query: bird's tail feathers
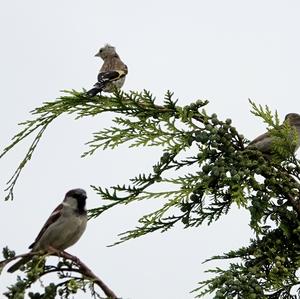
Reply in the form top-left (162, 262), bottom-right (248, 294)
top-left (86, 70), bottom-right (126, 97)
top-left (86, 84), bottom-right (104, 97)
top-left (7, 256), bottom-right (32, 273)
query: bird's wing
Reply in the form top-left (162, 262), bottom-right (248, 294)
top-left (89, 69), bottom-right (127, 93)
top-left (29, 204), bottom-right (63, 249)
top-left (97, 69), bottom-right (127, 84)
top-left (247, 131), bottom-right (273, 152)
top-left (87, 66), bottom-right (128, 96)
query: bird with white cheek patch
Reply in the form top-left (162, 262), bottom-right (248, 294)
top-left (8, 188), bottom-right (88, 273)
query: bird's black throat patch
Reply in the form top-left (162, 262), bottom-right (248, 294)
top-left (76, 197), bottom-right (86, 215)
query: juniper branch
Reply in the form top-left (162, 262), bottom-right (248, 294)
top-left (2, 89), bottom-right (300, 298)
top-left (1, 248), bottom-right (118, 299)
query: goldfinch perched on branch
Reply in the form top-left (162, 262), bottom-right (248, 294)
top-left (87, 44), bottom-right (128, 97)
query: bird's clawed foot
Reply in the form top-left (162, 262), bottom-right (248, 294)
top-left (48, 247), bottom-right (81, 265)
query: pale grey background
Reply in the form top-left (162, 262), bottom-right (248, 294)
top-left (0, 1), bottom-right (299, 298)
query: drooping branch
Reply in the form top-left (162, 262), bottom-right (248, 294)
top-left (0, 90), bottom-right (194, 200)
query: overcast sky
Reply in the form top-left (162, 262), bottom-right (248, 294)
top-left (1, 1), bottom-right (300, 298)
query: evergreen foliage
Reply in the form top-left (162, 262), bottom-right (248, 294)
top-left (1, 90), bottom-right (300, 298)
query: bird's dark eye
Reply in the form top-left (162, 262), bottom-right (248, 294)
top-left (99, 49), bottom-right (103, 53)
